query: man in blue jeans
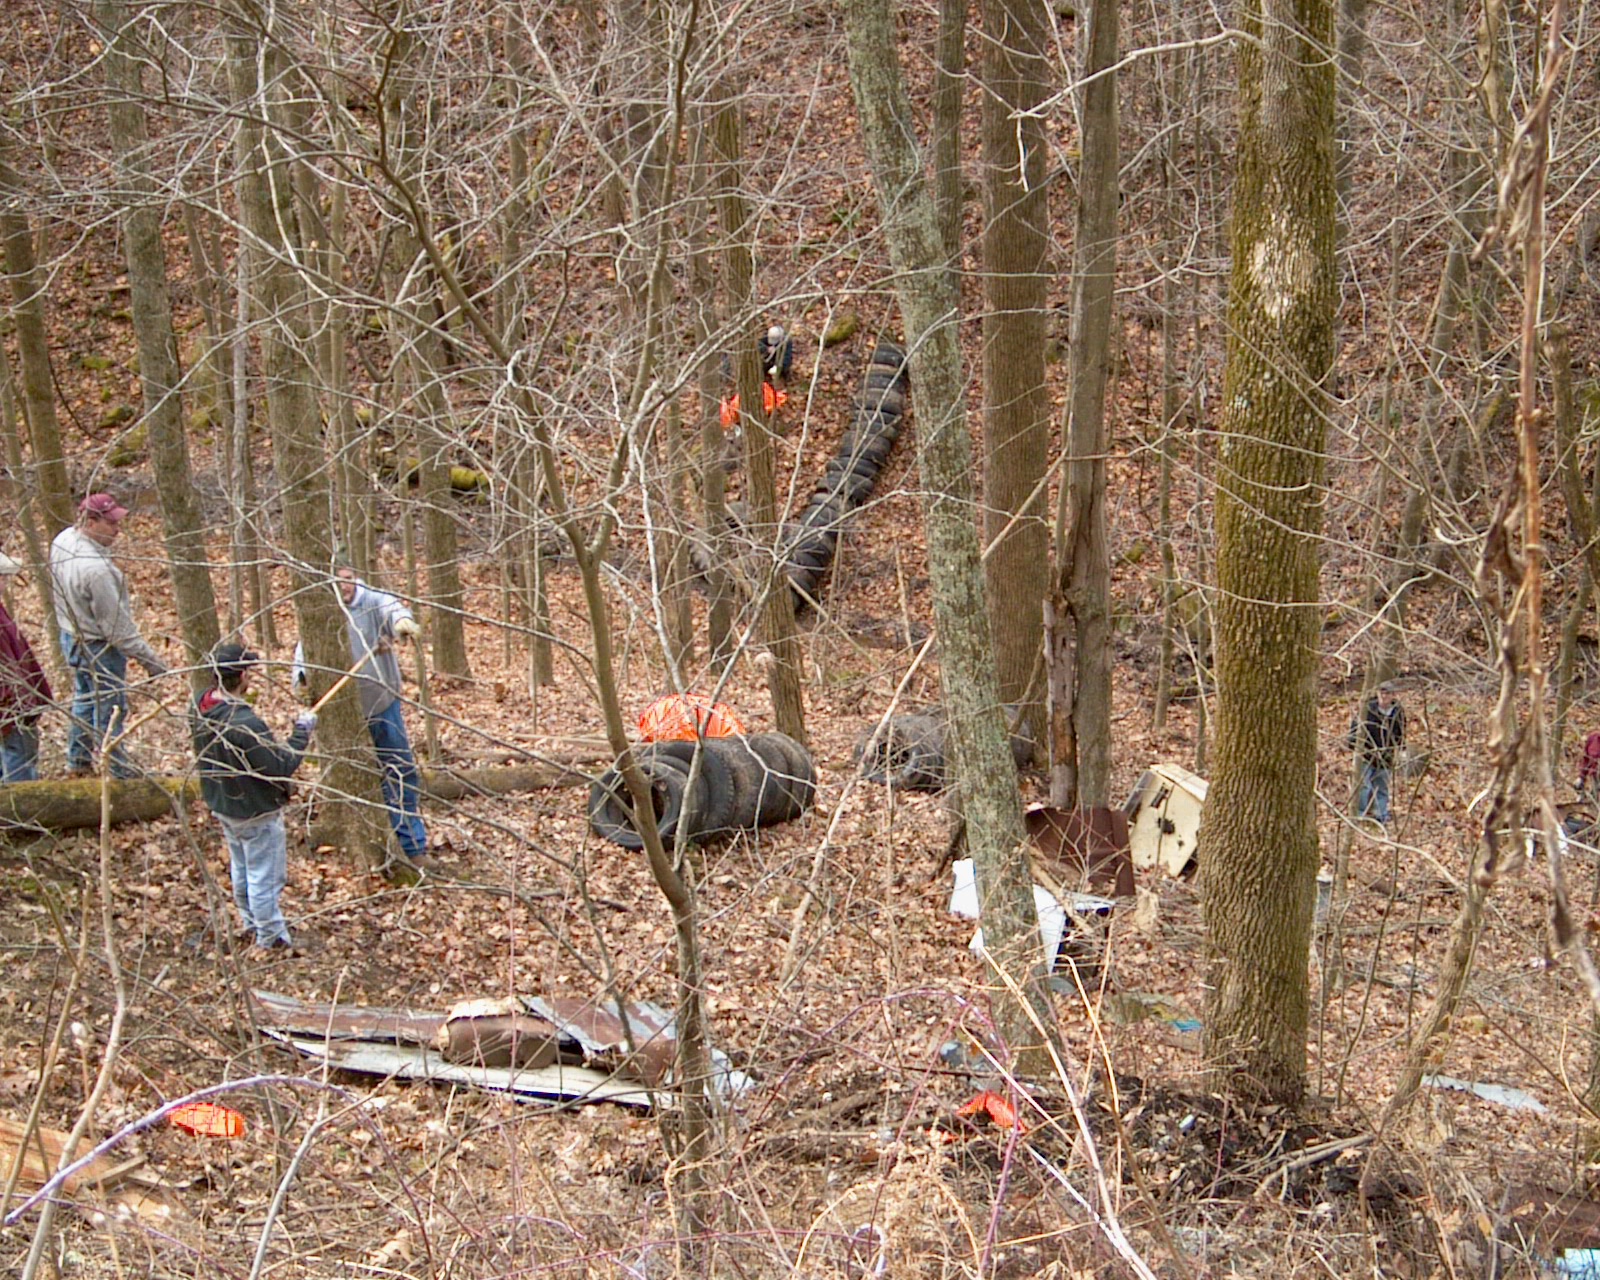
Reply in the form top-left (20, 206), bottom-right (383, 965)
top-left (49, 493), bottom-right (168, 777)
top-left (295, 566), bottom-right (429, 866)
top-left (1347, 681), bottom-right (1406, 826)
top-left (193, 643), bottom-right (317, 951)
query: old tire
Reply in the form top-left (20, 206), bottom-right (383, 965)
top-left (641, 742), bottom-right (736, 838)
top-left (746, 733), bottom-right (816, 826)
top-left (587, 754), bottom-right (693, 849)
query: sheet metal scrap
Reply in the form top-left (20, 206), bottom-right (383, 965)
top-left (249, 990), bottom-right (749, 1109)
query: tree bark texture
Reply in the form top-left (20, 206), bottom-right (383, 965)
top-left (0, 145), bottom-right (74, 537)
top-left (981, 0), bottom-right (1052, 751)
top-left (98, 0), bottom-right (221, 693)
top-left (1200, 0), bottom-right (1336, 1105)
top-left (845, 0), bottom-right (1059, 1072)
top-left (1055, 0), bottom-right (1117, 807)
top-left (380, 12), bottom-right (471, 679)
top-left (226, 15), bottom-right (390, 866)
top-left (711, 88), bottom-right (807, 745)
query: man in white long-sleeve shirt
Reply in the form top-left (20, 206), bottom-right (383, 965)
top-left (294, 564), bottom-right (427, 863)
top-left (50, 493), bottom-right (168, 777)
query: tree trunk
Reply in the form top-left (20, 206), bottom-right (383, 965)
top-left (981, 0), bottom-right (1052, 757)
top-left (98, 0), bottom-right (221, 692)
top-left (845, 0), bottom-right (1060, 1073)
top-left (379, 13), bottom-right (471, 680)
top-left (225, 12), bottom-right (389, 866)
top-left (1052, 0), bottom-right (1117, 808)
top-left (710, 86), bottom-right (807, 745)
top-left (0, 144), bottom-right (73, 537)
top-left (0, 761), bottom-right (592, 832)
top-left (932, 0), bottom-right (966, 266)
top-left (1200, 0), bottom-right (1336, 1106)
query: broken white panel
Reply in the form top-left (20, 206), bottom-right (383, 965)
top-left (1422, 1073), bottom-right (1547, 1114)
top-left (263, 1030), bottom-right (657, 1108)
top-left (1123, 763), bottom-right (1208, 876)
top-left (949, 858), bottom-right (1114, 970)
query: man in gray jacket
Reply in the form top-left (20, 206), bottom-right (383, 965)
top-left (50, 493), bottom-right (168, 777)
top-left (295, 565), bottom-right (427, 863)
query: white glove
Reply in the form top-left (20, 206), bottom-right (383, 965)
top-left (294, 712), bottom-right (318, 735)
top-left (394, 618), bottom-right (421, 642)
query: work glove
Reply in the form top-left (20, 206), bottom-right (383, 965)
top-left (294, 712), bottom-right (318, 735)
top-left (394, 618), bottom-right (421, 642)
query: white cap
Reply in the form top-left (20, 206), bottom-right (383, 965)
top-left (0, 552), bottom-right (23, 576)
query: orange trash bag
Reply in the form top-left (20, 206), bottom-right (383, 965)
top-left (954, 1090), bottom-right (1021, 1131)
top-left (169, 1102), bottom-right (247, 1138)
top-left (637, 694), bottom-right (746, 743)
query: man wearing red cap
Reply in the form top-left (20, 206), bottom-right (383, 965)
top-left (49, 493), bottom-right (168, 777)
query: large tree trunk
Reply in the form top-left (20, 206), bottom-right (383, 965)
top-left (1052, 0), bottom-right (1117, 808)
top-left (225, 12), bottom-right (389, 866)
top-left (710, 86), bottom-right (807, 745)
top-left (380, 12), bottom-right (471, 680)
top-left (845, 0), bottom-right (1059, 1073)
top-left (1200, 0), bottom-right (1336, 1106)
top-left (98, 0), bottom-right (221, 692)
top-left (0, 143), bottom-right (73, 538)
top-left (980, 0), bottom-right (1052, 755)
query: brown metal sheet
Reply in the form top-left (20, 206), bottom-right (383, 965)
top-left (1024, 805), bottom-right (1135, 898)
top-left (525, 997), bottom-right (678, 1085)
top-left (250, 989), bottom-right (447, 1045)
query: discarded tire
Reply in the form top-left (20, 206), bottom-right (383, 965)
top-left (854, 708), bottom-right (1036, 792)
top-left (782, 339), bottom-right (910, 608)
top-left (587, 733), bottom-right (817, 847)
top-left (693, 341), bottom-right (910, 609)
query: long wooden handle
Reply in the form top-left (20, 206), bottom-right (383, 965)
top-left (310, 653), bottom-right (372, 714)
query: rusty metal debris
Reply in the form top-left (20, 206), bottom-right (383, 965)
top-left (249, 990), bottom-right (751, 1109)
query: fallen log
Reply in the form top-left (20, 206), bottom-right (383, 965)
top-left (0, 763), bottom-right (588, 832)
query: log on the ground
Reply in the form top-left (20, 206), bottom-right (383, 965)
top-left (0, 763), bottom-right (587, 832)
top-left (0, 776), bottom-right (199, 831)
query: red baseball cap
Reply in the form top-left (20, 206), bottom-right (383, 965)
top-left (80, 493), bottom-right (128, 523)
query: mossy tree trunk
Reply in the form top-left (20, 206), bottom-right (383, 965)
top-left (97, 0), bottom-right (221, 693)
top-left (845, 0), bottom-right (1060, 1073)
top-left (225, 10), bottom-right (389, 866)
top-left (1200, 0), bottom-right (1336, 1106)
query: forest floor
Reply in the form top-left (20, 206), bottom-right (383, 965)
top-left (2, 447), bottom-right (1598, 1280)
top-left (4, 2), bottom-right (1600, 1277)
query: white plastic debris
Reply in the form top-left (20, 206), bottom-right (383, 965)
top-left (949, 858), bottom-right (1114, 970)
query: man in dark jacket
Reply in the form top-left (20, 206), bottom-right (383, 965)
top-left (193, 643), bottom-right (316, 951)
top-left (0, 552), bottom-right (51, 781)
top-left (1347, 681), bottom-right (1405, 825)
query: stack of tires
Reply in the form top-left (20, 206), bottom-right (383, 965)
top-left (854, 708), bottom-right (1036, 792)
top-left (782, 339), bottom-right (910, 606)
top-left (588, 733), bottom-right (817, 848)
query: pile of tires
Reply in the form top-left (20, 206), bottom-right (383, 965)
top-left (782, 339), bottom-right (910, 606)
top-left (588, 733), bottom-right (817, 848)
top-left (853, 708), bottom-right (1036, 792)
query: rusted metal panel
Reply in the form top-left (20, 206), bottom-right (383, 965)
top-left (524, 997), bottom-right (678, 1085)
top-left (1024, 804), bottom-right (1135, 897)
top-left (249, 990), bottom-right (446, 1045)
top-left (437, 999), bottom-right (560, 1069)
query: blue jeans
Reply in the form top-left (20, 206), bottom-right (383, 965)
top-left (1358, 762), bottom-right (1392, 824)
top-left (61, 632), bottom-right (132, 777)
top-left (1, 723), bottom-right (39, 782)
top-left (368, 699), bottom-right (426, 859)
top-left (218, 809), bottom-right (290, 946)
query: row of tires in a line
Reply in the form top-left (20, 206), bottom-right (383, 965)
top-left (587, 732), bottom-right (816, 848)
top-left (782, 339), bottom-right (909, 605)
